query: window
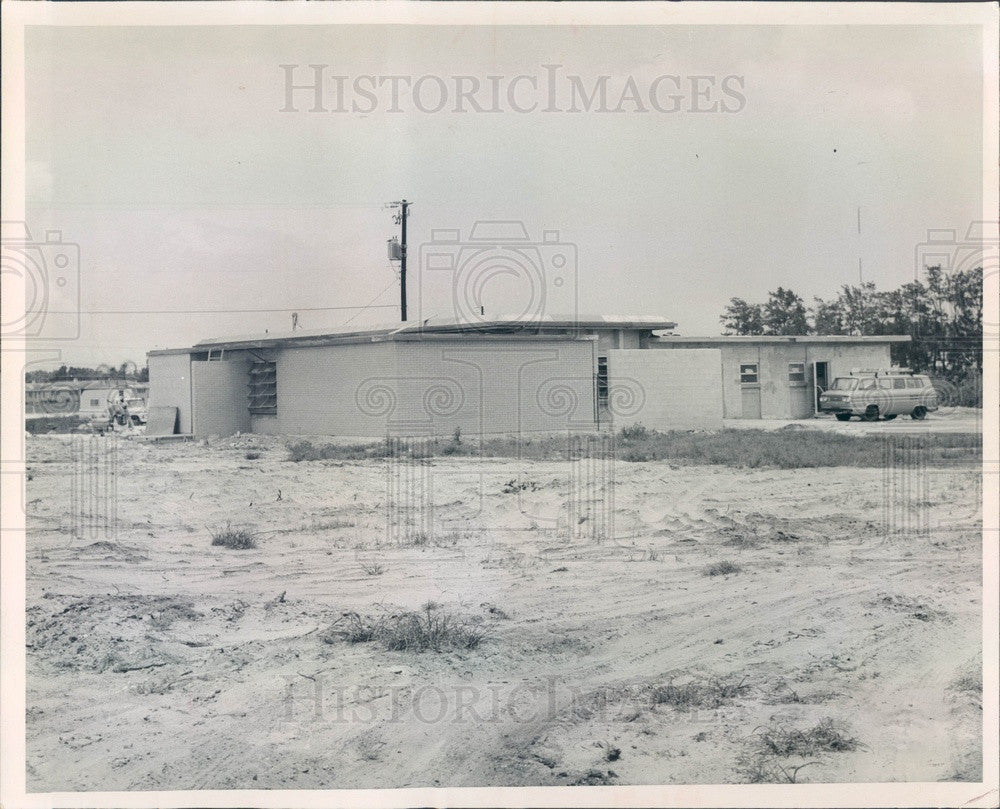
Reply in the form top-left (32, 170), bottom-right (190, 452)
top-left (248, 361), bottom-right (277, 415)
top-left (877, 377), bottom-right (892, 390)
top-left (739, 363), bottom-right (758, 384)
top-left (596, 356), bottom-right (609, 403)
top-left (90, 398), bottom-right (100, 406)
top-left (892, 378), bottom-right (907, 389)
top-left (858, 378), bottom-right (876, 390)
top-left (905, 378), bottom-right (923, 389)
top-left (788, 362), bottom-right (805, 383)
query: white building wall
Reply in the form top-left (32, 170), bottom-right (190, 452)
top-left (147, 353), bottom-right (193, 434)
top-left (607, 348), bottom-right (724, 431)
top-left (393, 339), bottom-right (597, 435)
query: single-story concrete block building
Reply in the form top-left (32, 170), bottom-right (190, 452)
top-left (648, 335), bottom-right (910, 420)
top-left (146, 317), bottom-right (909, 437)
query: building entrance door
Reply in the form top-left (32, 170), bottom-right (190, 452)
top-left (813, 361), bottom-right (829, 412)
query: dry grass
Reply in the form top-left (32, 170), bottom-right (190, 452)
top-left (359, 559), bottom-right (385, 577)
top-left (704, 560), bottom-right (742, 577)
top-left (210, 523), bottom-right (258, 550)
top-left (322, 603), bottom-right (487, 652)
top-left (651, 675), bottom-right (750, 710)
top-left (756, 718), bottom-right (861, 757)
top-left (738, 718), bottom-right (861, 783)
top-left (286, 428), bottom-right (980, 468)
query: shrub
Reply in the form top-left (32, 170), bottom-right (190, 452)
top-left (244, 451), bottom-right (261, 460)
top-left (651, 675), bottom-right (750, 710)
top-left (322, 604), bottom-right (486, 652)
top-left (704, 560), bottom-right (742, 577)
top-left (287, 440), bottom-right (388, 462)
top-left (210, 523), bottom-right (258, 550)
top-left (757, 718), bottom-right (860, 756)
top-left (25, 416), bottom-right (87, 434)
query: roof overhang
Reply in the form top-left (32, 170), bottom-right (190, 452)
top-left (651, 334), bottom-right (912, 344)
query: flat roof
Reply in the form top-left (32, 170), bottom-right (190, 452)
top-left (149, 315), bottom-right (678, 355)
top-left (652, 334), bottom-right (911, 344)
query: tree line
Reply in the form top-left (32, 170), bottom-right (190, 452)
top-left (25, 363), bottom-right (149, 384)
top-left (720, 265), bottom-right (983, 381)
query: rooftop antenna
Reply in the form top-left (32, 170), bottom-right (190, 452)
top-left (385, 199), bottom-right (411, 321)
top-left (857, 206), bottom-right (863, 284)
top-left (291, 312), bottom-right (299, 331)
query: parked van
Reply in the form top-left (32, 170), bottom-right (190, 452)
top-left (818, 369), bottom-right (939, 422)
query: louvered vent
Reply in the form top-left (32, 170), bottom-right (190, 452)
top-left (248, 361), bottom-right (277, 415)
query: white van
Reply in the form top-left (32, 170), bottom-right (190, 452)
top-left (818, 369), bottom-right (939, 422)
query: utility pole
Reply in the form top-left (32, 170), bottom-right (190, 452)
top-left (387, 199), bottom-right (411, 321)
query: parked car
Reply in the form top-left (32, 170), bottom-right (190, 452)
top-left (818, 369), bottom-right (939, 422)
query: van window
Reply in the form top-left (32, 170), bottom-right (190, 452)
top-left (877, 378), bottom-right (892, 390)
top-left (858, 378), bottom-right (876, 390)
top-left (892, 378), bottom-right (907, 389)
top-left (739, 364), bottom-right (758, 384)
top-left (830, 378), bottom-right (858, 391)
top-left (906, 378), bottom-right (923, 388)
top-left (788, 362), bottom-right (805, 382)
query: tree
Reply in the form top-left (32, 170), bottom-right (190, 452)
top-left (762, 287), bottom-right (808, 335)
top-left (717, 263), bottom-right (983, 381)
top-left (811, 297), bottom-right (845, 335)
top-left (720, 298), bottom-right (764, 335)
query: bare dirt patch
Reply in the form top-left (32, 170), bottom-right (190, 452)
top-left (23, 433), bottom-right (982, 789)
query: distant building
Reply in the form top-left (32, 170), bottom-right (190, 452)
top-left (146, 316), bottom-right (909, 437)
top-left (25, 380), bottom-right (148, 419)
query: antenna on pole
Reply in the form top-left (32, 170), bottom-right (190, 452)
top-left (386, 199), bottom-right (411, 321)
top-left (857, 206), bottom-right (863, 284)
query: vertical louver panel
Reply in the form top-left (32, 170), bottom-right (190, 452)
top-left (248, 361), bottom-right (277, 415)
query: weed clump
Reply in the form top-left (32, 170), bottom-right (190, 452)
top-left (758, 718), bottom-right (860, 757)
top-left (651, 675), bottom-right (750, 710)
top-left (704, 560), bottom-right (742, 577)
top-left (210, 523), bottom-right (258, 550)
top-left (322, 603), bottom-right (486, 652)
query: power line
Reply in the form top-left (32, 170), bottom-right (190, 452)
top-left (33, 304), bottom-right (399, 315)
top-left (342, 276), bottom-right (399, 326)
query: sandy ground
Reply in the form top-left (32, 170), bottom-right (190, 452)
top-left (726, 407), bottom-right (983, 435)
top-left (23, 432), bottom-right (982, 790)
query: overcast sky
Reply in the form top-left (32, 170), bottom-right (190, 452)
top-left (23, 23), bottom-right (983, 367)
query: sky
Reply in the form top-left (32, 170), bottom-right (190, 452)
top-left (20, 22), bottom-right (984, 367)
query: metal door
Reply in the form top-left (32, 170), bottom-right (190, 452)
top-left (741, 386), bottom-right (762, 419)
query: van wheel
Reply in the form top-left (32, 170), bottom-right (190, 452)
top-left (863, 406), bottom-right (880, 422)
top-left (835, 414), bottom-right (852, 422)
top-left (883, 414), bottom-right (897, 421)
top-left (911, 406), bottom-right (927, 420)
